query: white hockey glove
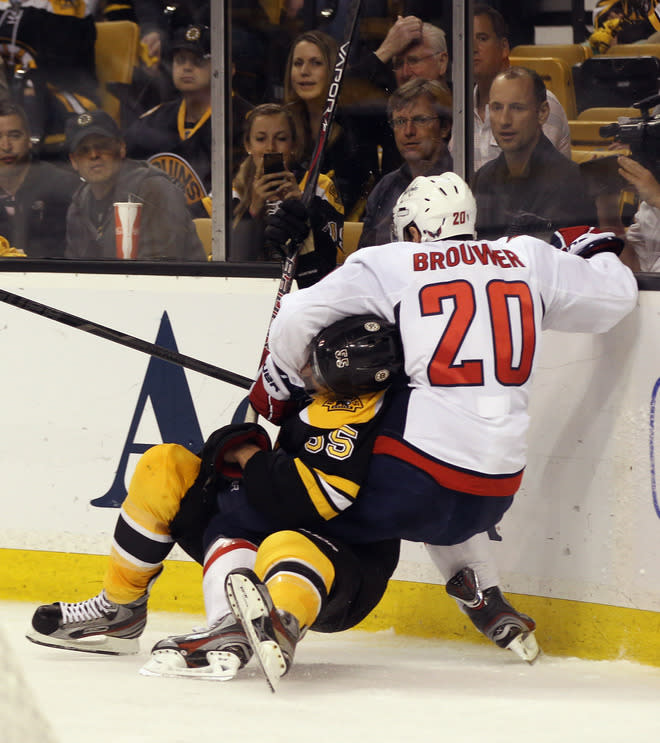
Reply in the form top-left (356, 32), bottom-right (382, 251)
top-left (550, 225), bottom-right (624, 259)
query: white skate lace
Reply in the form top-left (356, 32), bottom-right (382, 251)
top-left (60, 592), bottom-right (116, 624)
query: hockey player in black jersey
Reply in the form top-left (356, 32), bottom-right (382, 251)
top-left (27, 315), bottom-right (404, 681)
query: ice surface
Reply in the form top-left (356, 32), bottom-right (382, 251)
top-left (3, 600), bottom-right (660, 743)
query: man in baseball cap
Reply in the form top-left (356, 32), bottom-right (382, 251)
top-left (65, 110), bottom-right (122, 154)
top-left (122, 23), bottom-right (222, 217)
top-left (170, 24), bottom-right (211, 59)
top-left (64, 109), bottom-right (206, 261)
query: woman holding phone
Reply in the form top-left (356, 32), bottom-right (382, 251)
top-left (230, 103), bottom-right (344, 287)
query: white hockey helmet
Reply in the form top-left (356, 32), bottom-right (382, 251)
top-left (391, 173), bottom-right (477, 242)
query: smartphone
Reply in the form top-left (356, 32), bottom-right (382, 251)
top-left (263, 152), bottom-right (285, 175)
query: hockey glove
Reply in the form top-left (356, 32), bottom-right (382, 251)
top-left (264, 197), bottom-right (310, 261)
top-left (200, 422), bottom-right (272, 481)
top-left (550, 225), bottom-right (624, 258)
top-left (249, 353), bottom-right (300, 424)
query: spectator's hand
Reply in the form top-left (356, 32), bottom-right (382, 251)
top-left (141, 31), bottom-right (162, 60)
top-left (264, 197), bottom-right (310, 260)
top-left (617, 155), bottom-right (660, 209)
top-left (375, 15), bottom-right (423, 63)
top-left (250, 165), bottom-right (298, 218)
top-left (551, 225), bottom-right (624, 258)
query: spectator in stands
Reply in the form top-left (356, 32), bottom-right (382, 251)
top-left (358, 78), bottom-right (452, 248)
top-left (0, 101), bottom-right (80, 258)
top-left (468, 4), bottom-right (570, 173)
top-left (284, 29), bottom-right (373, 218)
top-left (101, 1), bottom-right (211, 117)
top-left (618, 154), bottom-right (660, 271)
top-left (231, 103), bottom-right (343, 288)
top-left (472, 67), bottom-right (596, 241)
top-left (589, 1), bottom-right (660, 51)
top-left (0, 0), bottom-right (100, 157)
top-left (103, 0), bottom-right (210, 69)
top-left (346, 16), bottom-right (450, 179)
top-left (123, 23), bottom-right (216, 217)
top-left (64, 110), bottom-right (206, 261)
top-left (350, 15), bottom-right (448, 97)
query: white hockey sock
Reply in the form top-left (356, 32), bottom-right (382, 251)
top-left (425, 531), bottom-right (500, 590)
top-left (203, 537), bottom-right (258, 625)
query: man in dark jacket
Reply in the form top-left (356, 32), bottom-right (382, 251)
top-left (472, 67), bottom-right (597, 241)
top-left (0, 101), bottom-right (80, 258)
top-left (358, 78), bottom-right (453, 248)
top-left (64, 110), bottom-right (206, 261)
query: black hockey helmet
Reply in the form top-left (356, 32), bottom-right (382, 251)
top-left (310, 315), bottom-right (404, 397)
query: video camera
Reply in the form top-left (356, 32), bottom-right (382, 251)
top-left (600, 93), bottom-right (660, 178)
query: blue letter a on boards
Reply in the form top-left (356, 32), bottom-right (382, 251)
top-left (91, 311), bottom-right (204, 508)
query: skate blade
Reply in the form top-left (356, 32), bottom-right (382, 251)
top-left (226, 572), bottom-right (284, 692)
top-left (507, 631), bottom-right (540, 664)
top-left (26, 631), bottom-right (139, 656)
top-left (139, 648), bottom-right (241, 681)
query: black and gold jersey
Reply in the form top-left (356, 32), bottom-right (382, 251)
top-left (243, 390), bottom-right (388, 526)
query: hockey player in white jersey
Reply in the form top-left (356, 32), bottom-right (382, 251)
top-left (252, 173), bottom-right (638, 660)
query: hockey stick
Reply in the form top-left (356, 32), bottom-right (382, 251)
top-left (244, 0), bottom-right (363, 422)
top-left (0, 288), bottom-right (253, 390)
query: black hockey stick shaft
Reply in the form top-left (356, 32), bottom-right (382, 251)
top-left (265, 0), bottom-right (363, 334)
top-left (244, 0), bottom-right (362, 423)
top-left (0, 288), bottom-right (253, 390)
top-left (245, 2), bottom-right (362, 414)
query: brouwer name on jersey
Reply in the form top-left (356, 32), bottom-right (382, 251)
top-left (413, 244), bottom-right (526, 271)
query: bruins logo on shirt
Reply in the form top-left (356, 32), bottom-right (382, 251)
top-left (147, 152), bottom-right (207, 206)
top-left (322, 397), bottom-right (364, 413)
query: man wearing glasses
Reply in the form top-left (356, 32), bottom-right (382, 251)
top-left (346, 16), bottom-right (450, 180)
top-left (357, 78), bottom-right (453, 248)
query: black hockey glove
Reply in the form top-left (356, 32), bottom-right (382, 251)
top-left (551, 225), bottom-right (624, 258)
top-left (169, 424), bottom-right (270, 557)
top-left (199, 422), bottom-right (272, 482)
top-left (264, 197), bottom-right (310, 261)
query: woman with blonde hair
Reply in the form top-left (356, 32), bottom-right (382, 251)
top-left (231, 102), bottom-right (344, 288)
top-left (283, 30), bottom-right (375, 218)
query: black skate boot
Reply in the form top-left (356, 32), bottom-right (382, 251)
top-left (26, 568), bottom-right (161, 655)
top-left (447, 567), bottom-right (540, 663)
top-left (225, 568), bottom-right (302, 691)
top-left (140, 612), bottom-right (253, 681)
top-left (27, 591), bottom-right (148, 655)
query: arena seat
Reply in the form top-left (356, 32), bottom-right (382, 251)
top-left (508, 56), bottom-right (577, 119)
top-left (568, 120), bottom-right (618, 148)
top-left (577, 107), bottom-right (640, 121)
top-left (511, 43), bottom-right (591, 66)
top-left (193, 218), bottom-right (213, 260)
top-left (605, 43), bottom-right (660, 59)
top-left (95, 21), bottom-right (140, 124)
top-left (341, 221), bottom-right (364, 262)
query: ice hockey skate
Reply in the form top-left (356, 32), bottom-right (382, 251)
top-left (26, 568), bottom-right (162, 655)
top-left (26, 590), bottom-right (148, 655)
top-left (139, 613), bottom-right (253, 681)
top-left (225, 568), bottom-right (301, 692)
top-left (446, 567), bottom-right (540, 663)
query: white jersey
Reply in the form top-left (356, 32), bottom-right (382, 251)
top-left (269, 236), bottom-right (637, 492)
